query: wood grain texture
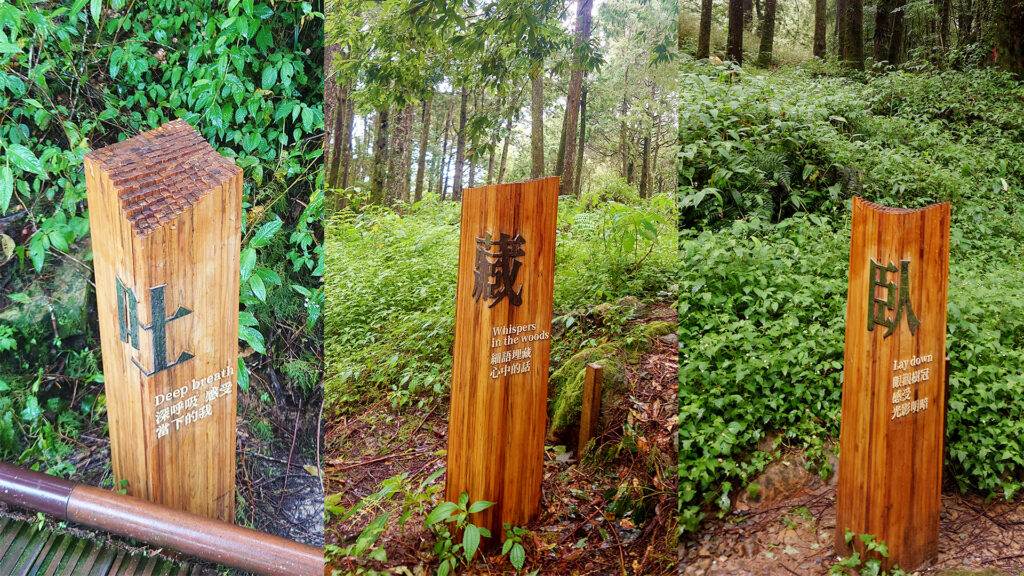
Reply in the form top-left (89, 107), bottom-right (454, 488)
top-left (445, 177), bottom-right (559, 545)
top-left (836, 196), bottom-right (950, 571)
top-left (577, 363), bottom-right (603, 456)
top-left (84, 120), bottom-right (241, 522)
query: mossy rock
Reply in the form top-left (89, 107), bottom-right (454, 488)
top-left (548, 344), bottom-right (627, 439)
top-left (621, 320), bottom-right (677, 360)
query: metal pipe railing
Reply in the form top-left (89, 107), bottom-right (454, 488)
top-left (0, 462), bottom-right (322, 576)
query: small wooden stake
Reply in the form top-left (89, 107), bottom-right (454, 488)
top-left (85, 120), bottom-right (242, 522)
top-left (445, 177), bottom-right (559, 544)
top-left (577, 363), bottom-right (603, 456)
top-left (836, 197), bottom-right (950, 571)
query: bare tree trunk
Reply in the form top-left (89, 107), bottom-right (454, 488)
top-left (486, 142), bottom-right (495, 185)
top-left (938, 0), bottom-right (951, 49)
top-left (414, 95), bottom-right (432, 202)
top-left (559, 0), bottom-right (593, 197)
top-left (875, 0), bottom-right (896, 64)
top-left (743, 0), bottom-right (754, 30)
top-left (812, 0), bottom-right (827, 58)
top-left (841, 0), bottom-right (865, 69)
top-left (996, 0), bottom-right (1024, 74)
top-left (573, 84), bottom-right (587, 198)
top-left (453, 88), bottom-right (468, 201)
top-left (727, 0), bottom-right (744, 64)
top-left (341, 93), bottom-right (354, 189)
top-left (438, 100), bottom-right (453, 200)
top-left (639, 135), bottom-right (650, 198)
top-left (888, 0), bottom-right (906, 66)
top-left (697, 0), bottom-right (713, 58)
top-left (837, 0), bottom-right (848, 51)
top-left (386, 104), bottom-right (413, 202)
top-left (530, 66), bottom-right (545, 179)
top-left (398, 105), bottom-right (415, 202)
top-left (370, 108), bottom-right (390, 205)
top-left (757, 0), bottom-right (777, 67)
top-left (498, 115), bottom-right (512, 185)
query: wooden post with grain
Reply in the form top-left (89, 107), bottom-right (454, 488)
top-left (577, 363), bottom-right (603, 456)
top-left (446, 177), bottom-right (559, 544)
top-left (85, 119), bottom-right (242, 522)
top-left (836, 197), bottom-right (950, 571)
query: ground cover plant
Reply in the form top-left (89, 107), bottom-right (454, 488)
top-left (0, 0), bottom-right (325, 563)
top-left (677, 55), bottom-right (1024, 556)
top-left (325, 186), bottom-right (679, 574)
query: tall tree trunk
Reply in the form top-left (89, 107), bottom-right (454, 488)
top-left (529, 66), bottom-right (545, 179)
top-left (386, 104), bottom-right (413, 202)
top-left (639, 135), bottom-right (650, 198)
top-left (619, 66), bottom-right (631, 181)
top-left (573, 84), bottom-right (588, 198)
top-left (559, 0), bottom-right (593, 197)
top-left (438, 100), bottom-right (453, 200)
top-left (874, 0), bottom-right (896, 64)
top-left (757, 0), bottom-right (777, 67)
top-left (398, 105), bottom-right (415, 202)
top-left (995, 0), bottom-right (1024, 74)
top-left (888, 0), bottom-right (906, 66)
top-left (369, 108), bottom-right (390, 205)
top-left (697, 0), bottom-right (713, 59)
top-left (814, 0), bottom-right (827, 58)
top-left (453, 88), bottom-right (468, 201)
top-left (842, 0), bottom-right (865, 69)
top-left (341, 92), bottom-right (355, 189)
top-left (727, 0), bottom-right (744, 64)
top-left (325, 41), bottom-right (346, 191)
top-left (555, 102), bottom-right (568, 175)
top-left (498, 116), bottom-right (512, 184)
top-left (414, 95), bottom-right (432, 202)
top-left (837, 0), bottom-right (848, 51)
top-left (743, 0), bottom-right (754, 30)
top-left (486, 142), bottom-right (495, 185)
top-left (938, 0), bottom-right (951, 49)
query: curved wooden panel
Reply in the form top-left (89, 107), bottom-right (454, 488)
top-left (445, 177), bottom-right (559, 547)
top-left (836, 196), bottom-right (951, 571)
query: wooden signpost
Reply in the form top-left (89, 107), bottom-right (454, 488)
top-left (836, 197), bottom-right (951, 571)
top-left (85, 119), bottom-right (242, 522)
top-left (445, 177), bottom-right (559, 544)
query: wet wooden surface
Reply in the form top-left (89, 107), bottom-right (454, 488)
top-left (0, 514), bottom-right (199, 575)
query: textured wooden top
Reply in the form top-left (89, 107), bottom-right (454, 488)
top-left (84, 119), bottom-right (240, 236)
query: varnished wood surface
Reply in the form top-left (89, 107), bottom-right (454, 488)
top-left (836, 197), bottom-right (950, 571)
top-left (445, 177), bottom-right (559, 546)
top-left (85, 120), bottom-right (242, 522)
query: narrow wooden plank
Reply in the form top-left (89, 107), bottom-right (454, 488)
top-left (40, 534), bottom-right (73, 576)
top-left (0, 517), bottom-right (27, 561)
top-left (577, 363), bottom-right (604, 456)
top-left (25, 531), bottom-right (58, 576)
top-left (72, 541), bottom-right (103, 575)
top-left (84, 119), bottom-right (242, 522)
top-left (445, 177), bottom-right (559, 546)
top-left (54, 536), bottom-right (88, 576)
top-left (8, 524), bottom-right (53, 576)
top-left (87, 547), bottom-right (118, 576)
top-left (105, 550), bottom-right (127, 575)
top-left (836, 197), bottom-right (950, 572)
top-left (115, 552), bottom-right (141, 576)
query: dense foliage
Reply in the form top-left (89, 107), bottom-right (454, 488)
top-left (0, 0), bottom-right (323, 472)
top-left (325, 185), bottom-right (676, 409)
top-left (677, 58), bottom-right (1024, 532)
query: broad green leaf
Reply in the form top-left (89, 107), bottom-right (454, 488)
top-left (7, 144), bottom-right (45, 176)
top-left (0, 166), bottom-right (12, 214)
top-left (250, 217), bottom-right (283, 248)
top-left (462, 524), bottom-right (480, 562)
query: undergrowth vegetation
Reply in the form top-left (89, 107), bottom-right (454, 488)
top-left (0, 0), bottom-right (323, 474)
top-left (678, 58), bottom-right (1024, 533)
top-left (325, 189), bottom-right (676, 410)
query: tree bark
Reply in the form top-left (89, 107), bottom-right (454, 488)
top-left (697, 0), bottom-right (713, 59)
top-left (996, 0), bottom-right (1024, 74)
top-left (453, 88), bottom-right (468, 201)
top-left (369, 108), bottom-right (390, 205)
top-left (529, 66), bottom-right (545, 179)
top-left (414, 95), bottom-right (432, 202)
top-left (743, 0), bottom-right (754, 30)
top-left (874, 0), bottom-right (896, 64)
top-left (727, 0), bottom-right (744, 64)
top-left (756, 0), bottom-right (777, 67)
top-left (398, 104), bottom-right (415, 202)
top-left (840, 0), bottom-right (865, 69)
top-left (559, 0), bottom-right (593, 197)
top-left (837, 0), bottom-right (848, 52)
top-left (888, 0), bottom-right (905, 66)
top-left (573, 84), bottom-right (587, 198)
top-left (814, 0), bottom-right (827, 58)
top-left (638, 134), bottom-right (650, 198)
top-left (938, 0), bottom-right (951, 49)
top-left (498, 116), bottom-right (512, 184)
top-left (386, 104), bottom-right (413, 202)
top-left (438, 100), bottom-right (452, 201)
top-left (341, 92), bottom-right (354, 189)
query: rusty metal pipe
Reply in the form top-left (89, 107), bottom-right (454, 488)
top-left (0, 462), bottom-right (322, 576)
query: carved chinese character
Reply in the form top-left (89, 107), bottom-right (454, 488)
top-left (472, 232), bottom-right (525, 308)
top-left (868, 259), bottom-right (920, 337)
top-left (117, 277), bottom-right (193, 375)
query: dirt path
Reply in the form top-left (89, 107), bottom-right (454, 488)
top-left (680, 474), bottom-right (1024, 575)
top-left (327, 308), bottom-right (679, 575)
